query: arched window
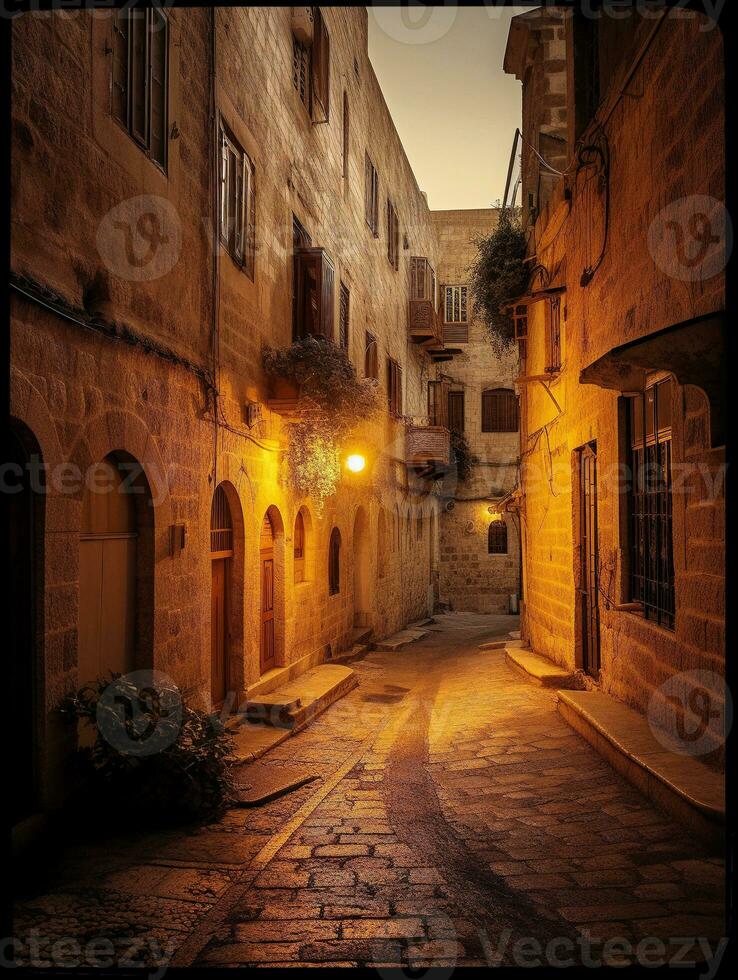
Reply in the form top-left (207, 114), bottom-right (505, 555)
top-left (482, 388), bottom-right (518, 432)
top-left (328, 527), bottom-right (341, 595)
top-left (294, 511), bottom-right (306, 583)
top-left (488, 520), bottom-right (508, 555)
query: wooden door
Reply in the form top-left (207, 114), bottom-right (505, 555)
top-left (579, 444), bottom-right (600, 676)
top-left (211, 558), bottom-right (227, 705)
top-left (260, 515), bottom-right (276, 674)
top-left (79, 458), bottom-right (137, 685)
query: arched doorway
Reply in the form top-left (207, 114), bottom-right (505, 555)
top-left (353, 507), bottom-right (370, 628)
top-left (9, 422), bottom-right (44, 825)
top-left (260, 511), bottom-right (277, 674)
top-left (210, 485), bottom-right (234, 706)
top-left (79, 453), bottom-right (152, 686)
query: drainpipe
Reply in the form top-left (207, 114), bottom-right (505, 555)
top-left (210, 8), bottom-right (221, 489)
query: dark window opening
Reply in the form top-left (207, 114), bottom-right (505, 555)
top-left (312, 7), bottom-right (330, 120)
top-left (482, 388), bottom-right (518, 433)
top-left (387, 198), bottom-right (399, 271)
top-left (448, 390), bottom-right (465, 434)
top-left (219, 122), bottom-right (255, 277)
top-left (387, 357), bottom-right (403, 417)
top-left (365, 153), bottom-right (379, 235)
top-left (294, 511), bottom-right (305, 583)
top-left (339, 281), bottom-right (350, 350)
top-left (328, 527), bottom-right (341, 595)
top-left (488, 521), bottom-right (508, 555)
top-left (628, 378), bottom-right (674, 630)
top-left (364, 330), bottom-right (378, 380)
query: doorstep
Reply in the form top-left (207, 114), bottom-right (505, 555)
top-left (372, 628), bottom-right (429, 651)
top-left (242, 663), bottom-right (358, 732)
top-left (557, 689), bottom-right (725, 850)
top-left (505, 646), bottom-right (577, 689)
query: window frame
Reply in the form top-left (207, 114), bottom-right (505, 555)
top-left (481, 388), bottom-right (519, 433)
top-left (488, 520), bottom-right (508, 555)
top-left (219, 120), bottom-right (256, 278)
top-left (387, 198), bottom-right (399, 271)
top-left (443, 285), bottom-right (468, 325)
top-left (311, 7), bottom-right (330, 122)
top-left (365, 152), bottom-right (379, 236)
top-left (111, 6), bottom-right (169, 173)
top-left (545, 295), bottom-right (562, 373)
top-left (294, 510), bottom-right (306, 583)
top-left (364, 330), bottom-right (378, 380)
top-left (448, 390), bottom-right (465, 434)
top-left (339, 280), bottom-right (350, 350)
top-left (387, 357), bottom-right (403, 418)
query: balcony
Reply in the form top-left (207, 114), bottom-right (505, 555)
top-left (408, 256), bottom-right (443, 345)
top-left (406, 424), bottom-right (451, 474)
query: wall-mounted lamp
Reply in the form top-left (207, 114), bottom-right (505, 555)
top-left (346, 453), bottom-right (366, 473)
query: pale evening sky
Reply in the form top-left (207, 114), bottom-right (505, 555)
top-left (367, 5), bottom-right (531, 211)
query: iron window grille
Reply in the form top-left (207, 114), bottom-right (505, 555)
top-left (482, 388), bottom-right (519, 433)
top-left (628, 377), bottom-right (675, 630)
top-left (488, 521), bottom-right (508, 555)
top-left (111, 7), bottom-right (169, 171)
top-left (546, 295), bottom-right (562, 373)
top-left (292, 36), bottom-right (310, 107)
top-left (210, 485), bottom-right (233, 558)
top-left (219, 123), bottom-right (256, 277)
top-left (444, 286), bottom-right (468, 324)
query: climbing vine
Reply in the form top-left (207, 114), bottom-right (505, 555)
top-left (262, 336), bottom-right (380, 510)
top-left (469, 211), bottom-right (529, 355)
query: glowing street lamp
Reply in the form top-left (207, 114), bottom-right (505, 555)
top-left (346, 453), bottom-right (366, 473)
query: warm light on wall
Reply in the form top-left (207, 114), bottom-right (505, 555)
top-left (487, 505), bottom-right (503, 521)
top-left (346, 454), bottom-right (366, 473)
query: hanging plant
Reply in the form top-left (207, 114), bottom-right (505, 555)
top-left (469, 211), bottom-right (529, 355)
top-left (262, 336), bottom-right (380, 510)
top-left (451, 430), bottom-right (476, 482)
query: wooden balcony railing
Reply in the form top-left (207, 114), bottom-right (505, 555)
top-left (406, 424), bottom-right (450, 473)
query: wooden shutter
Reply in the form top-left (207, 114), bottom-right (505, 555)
top-left (312, 7), bottom-right (330, 120)
top-left (129, 9), bottom-right (148, 146)
top-left (294, 247), bottom-right (334, 339)
top-left (448, 390), bottom-right (465, 433)
top-left (148, 8), bottom-right (167, 167)
top-left (246, 154), bottom-right (256, 278)
top-left (111, 11), bottom-right (129, 126)
top-left (488, 521), bottom-right (508, 554)
top-left (427, 380), bottom-right (449, 428)
top-left (482, 389), bottom-right (518, 432)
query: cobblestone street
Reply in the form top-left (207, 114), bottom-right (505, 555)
top-left (14, 614), bottom-right (725, 970)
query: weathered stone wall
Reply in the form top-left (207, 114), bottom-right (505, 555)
top-left (505, 9), bottom-right (725, 759)
top-left (10, 6), bottom-right (451, 809)
top-left (431, 209), bottom-right (521, 613)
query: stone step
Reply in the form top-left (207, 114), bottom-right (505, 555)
top-left (241, 663), bottom-right (358, 731)
top-left (333, 643), bottom-right (370, 666)
top-left (350, 626), bottom-right (373, 647)
top-left (479, 638), bottom-right (525, 651)
top-left (508, 629), bottom-right (521, 639)
top-left (557, 689), bottom-right (725, 850)
top-left (505, 647), bottom-right (577, 688)
top-left (372, 628), bottom-right (429, 651)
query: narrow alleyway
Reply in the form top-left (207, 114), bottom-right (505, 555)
top-left (15, 615), bottom-right (724, 970)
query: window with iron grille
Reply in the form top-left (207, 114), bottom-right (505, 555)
top-left (387, 357), bottom-right (403, 417)
top-left (448, 390), bottom-right (465, 434)
top-left (387, 198), bottom-right (399, 271)
top-left (292, 36), bottom-right (310, 108)
top-left (364, 330), bottom-right (378, 379)
top-left (482, 388), bottom-right (518, 433)
top-left (219, 122), bottom-right (255, 277)
top-left (628, 377), bottom-right (675, 629)
top-left (488, 521), bottom-right (508, 555)
top-left (111, 7), bottom-right (168, 170)
top-left (365, 153), bottom-right (379, 236)
top-left (328, 527), bottom-right (341, 595)
top-left (294, 510), bottom-right (306, 583)
top-left (339, 281), bottom-right (350, 349)
top-left (444, 285), bottom-right (468, 324)
top-left (546, 295), bottom-right (562, 372)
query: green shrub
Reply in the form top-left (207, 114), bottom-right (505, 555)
top-left (469, 211), bottom-right (529, 354)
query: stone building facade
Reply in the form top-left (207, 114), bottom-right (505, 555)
top-left (502, 8), bottom-right (726, 762)
top-left (431, 210), bottom-right (520, 614)
top-left (9, 6), bottom-right (518, 826)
